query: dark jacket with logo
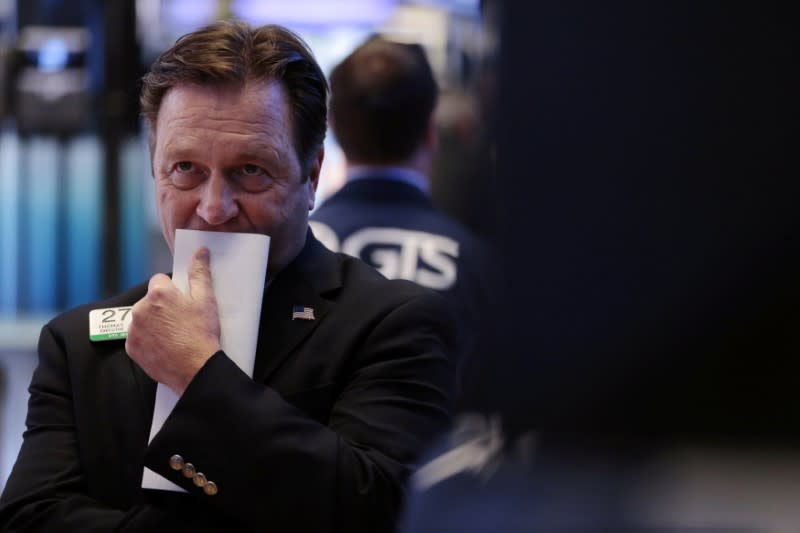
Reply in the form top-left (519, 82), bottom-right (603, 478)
top-left (310, 177), bottom-right (491, 373)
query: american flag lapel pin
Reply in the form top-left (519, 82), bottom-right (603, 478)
top-left (292, 305), bottom-right (315, 321)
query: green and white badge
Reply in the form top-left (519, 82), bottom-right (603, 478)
top-left (89, 307), bottom-right (133, 341)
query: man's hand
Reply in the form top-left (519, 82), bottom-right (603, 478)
top-left (126, 247), bottom-right (222, 395)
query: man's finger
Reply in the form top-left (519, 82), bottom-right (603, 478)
top-left (188, 246), bottom-right (214, 301)
top-left (147, 273), bottom-right (173, 292)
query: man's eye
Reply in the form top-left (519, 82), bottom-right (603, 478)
top-left (235, 165), bottom-right (272, 192)
top-left (169, 162), bottom-right (203, 189)
top-left (242, 164), bottom-right (261, 175)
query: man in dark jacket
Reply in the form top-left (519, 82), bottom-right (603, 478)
top-left (0, 21), bottom-right (457, 533)
top-left (311, 37), bottom-right (490, 372)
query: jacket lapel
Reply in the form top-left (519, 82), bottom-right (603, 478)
top-left (123, 233), bottom-right (341, 393)
top-left (252, 232), bottom-right (342, 383)
top-left (117, 284), bottom-right (158, 438)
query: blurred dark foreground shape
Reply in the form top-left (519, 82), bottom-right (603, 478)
top-left (402, 0), bottom-right (800, 530)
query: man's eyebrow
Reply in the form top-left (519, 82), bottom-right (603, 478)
top-left (158, 140), bottom-right (285, 166)
top-left (234, 145), bottom-right (285, 166)
top-left (233, 150), bottom-right (269, 161)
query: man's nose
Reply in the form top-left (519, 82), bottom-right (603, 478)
top-left (196, 175), bottom-right (239, 225)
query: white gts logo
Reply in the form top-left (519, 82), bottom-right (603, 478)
top-left (310, 222), bottom-right (459, 290)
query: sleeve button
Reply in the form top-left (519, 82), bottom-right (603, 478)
top-left (192, 472), bottom-right (207, 487)
top-left (203, 481), bottom-right (218, 496)
top-left (169, 454), bottom-right (184, 471)
top-left (182, 462), bottom-right (196, 478)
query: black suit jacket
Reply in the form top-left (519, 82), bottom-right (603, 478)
top-left (0, 234), bottom-right (457, 532)
top-left (310, 177), bottom-right (491, 373)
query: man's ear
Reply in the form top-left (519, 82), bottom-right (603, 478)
top-left (307, 145), bottom-right (325, 211)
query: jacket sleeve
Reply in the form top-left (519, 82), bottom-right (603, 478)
top-left (0, 324), bottom-right (241, 532)
top-left (144, 289), bottom-right (458, 532)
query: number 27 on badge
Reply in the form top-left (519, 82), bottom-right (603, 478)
top-left (89, 307), bottom-right (133, 342)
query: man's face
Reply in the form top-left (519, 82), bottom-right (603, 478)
top-left (151, 80), bottom-right (322, 275)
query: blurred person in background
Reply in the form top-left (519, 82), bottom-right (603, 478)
top-left (0, 20), bottom-right (458, 532)
top-left (310, 36), bottom-right (491, 384)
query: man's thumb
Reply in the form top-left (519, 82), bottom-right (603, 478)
top-left (188, 246), bottom-right (213, 300)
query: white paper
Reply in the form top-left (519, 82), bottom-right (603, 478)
top-left (142, 229), bottom-right (270, 491)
